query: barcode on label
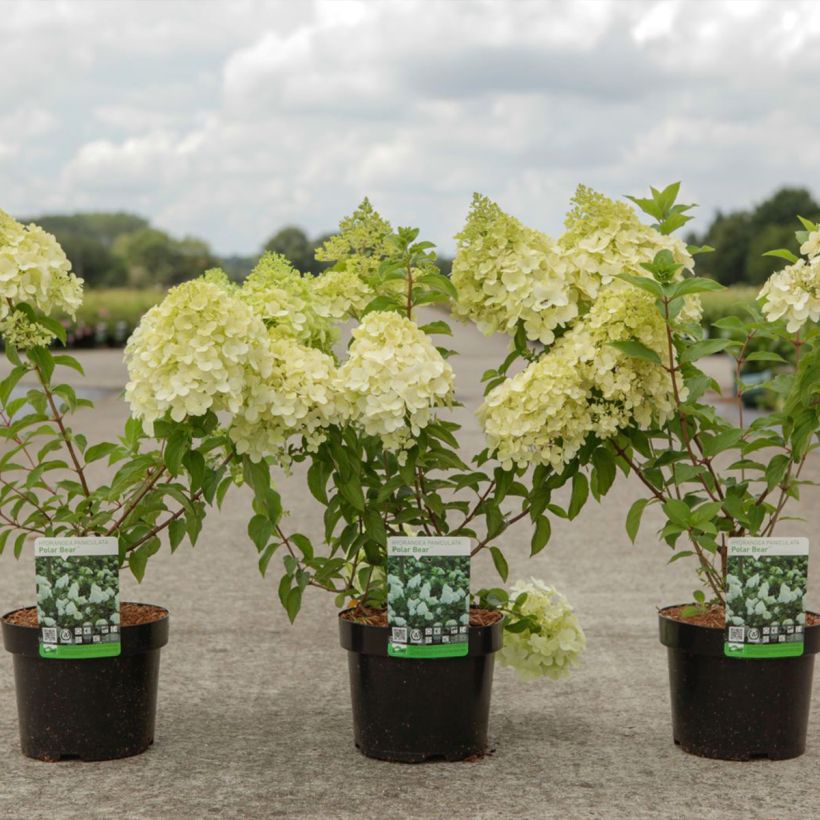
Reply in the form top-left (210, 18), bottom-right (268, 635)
top-left (391, 627), bottom-right (407, 643)
top-left (728, 626), bottom-right (745, 643)
top-left (41, 627), bottom-right (57, 644)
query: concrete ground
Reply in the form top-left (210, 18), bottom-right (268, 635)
top-left (1, 324), bottom-right (819, 820)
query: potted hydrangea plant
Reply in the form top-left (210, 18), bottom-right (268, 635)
top-left (0, 211), bottom-right (234, 761)
top-left (123, 200), bottom-right (586, 763)
top-left (454, 183), bottom-right (819, 761)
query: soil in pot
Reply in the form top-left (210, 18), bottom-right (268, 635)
top-left (2, 602), bottom-right (169, 762)
top-left (659, 604), bottom-right (820, 761)
top-left (339, 607), bottom-right (503, 763)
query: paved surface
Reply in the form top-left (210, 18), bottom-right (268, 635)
top-left (1, 327), bottom-right (819, 820)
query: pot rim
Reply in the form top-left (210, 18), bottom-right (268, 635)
top-left (2, 602), bottom-right (170, 658)
top-left (338, 607), bottom-right (504, 657)
top-left (659, 603), bottom-right (820, 656)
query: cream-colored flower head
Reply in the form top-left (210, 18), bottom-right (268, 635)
top-left (125, 278), bottom-right (271, 430)
top-left (229, 334), bottom-right (344, 463)
top-left (561, 185), bottom-right (696, 309)
top-left (452, 194), bottom-right (579, 344)
top-left (758, 257), bottom-right (820, 333)
top-left (239, 252), bottom-right (335, 350)
top-left (800, 229), bottom-right (820, 260)
top-left (479, 281), bottom-right (676, 470)
top-left (498, 578), bottom-right (586, 681)
top-left (0, 210), bottom-right (83, 322)
top-left (314, 197), bottom-right (394, 282)
top-left (337, 311), bottom-right (454, 451)
top-left (312, 268), bottom-right (373, 321)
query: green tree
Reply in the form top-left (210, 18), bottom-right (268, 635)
top-left (56, 234), bottom-right (127, 287)
top-left (264, 226), bottom-right (314, 272)
top-left (113, 229), bottom-right (216, 287)
top-left (692, 187), bottom-right (820, 285)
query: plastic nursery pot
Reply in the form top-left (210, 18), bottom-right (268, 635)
top-left (659, 606), bottom-right (820, 761)
top-left (1, 603), bottom-right (169, 762)
top-left (338, 609), bottom-right (503, 763)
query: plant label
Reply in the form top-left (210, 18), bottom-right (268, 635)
top-left (724, 537), bottom-right (809, 659)
top-left (34, 536), bottom-right (121, 660)
top-left (387, 536), bottom-right (470, 659)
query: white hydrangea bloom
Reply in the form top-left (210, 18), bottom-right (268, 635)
top-left (337, 311), bottom-right (454, 452)
top-left (452, 194), bottom-right (579, 344)
top-left (479, 282), bottom-right (676, 470)
top-left (125, 278), bottom-right (272, 430)
top-left (240, 252), bottom-right (338, 349)
top-left (229, 334), bottom-right (344, 463)
top-left (0, 210), bottom-right (83, 322)
top-left (312, 268), bottom-right (373, 321)
top-left (758, 257), bottom-right (820, 332)
top-left (800, 229), bottom-right (820, 259)
top-left (560, 185), bottom-right (696, 309)
top-left (498, 578), bottom-right (586, 682)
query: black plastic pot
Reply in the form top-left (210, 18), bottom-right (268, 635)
top-left (2, 604), bottom-right (169, 762)
top-left (659, 606), bottom-right (820, 760)
top-left (339, 610), bottom-right (503, 762)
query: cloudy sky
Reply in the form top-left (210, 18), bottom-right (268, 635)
top-left (2, 0), bottom-right (820, 255)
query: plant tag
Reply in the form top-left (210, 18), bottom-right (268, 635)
top-left (387, 536), bottom-right (470, 659)
top-left (724, 537), bottom-right (809, 659)
top-left (34, 537), bottom-right (121, 660)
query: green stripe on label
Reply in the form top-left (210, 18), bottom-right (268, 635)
top-left (724, 641), bottom-right (804, 659)
top-left (388, 642), bottom-right (468, 659)
top-left (39, 642), bottom-right (121, 660)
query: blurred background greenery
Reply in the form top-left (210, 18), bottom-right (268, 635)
top-left (20, 185), bottom-right (816, 347)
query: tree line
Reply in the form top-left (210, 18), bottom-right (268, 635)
top-left (687, 186), bottom-right (820, 285)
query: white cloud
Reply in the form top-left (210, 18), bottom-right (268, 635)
top-left (1, 0), bottom-right (820, 255)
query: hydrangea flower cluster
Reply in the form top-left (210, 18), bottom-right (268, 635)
top-left (560, 185), bottom-right (695, 306)
top-left (0, 210), bottom-right (83, 347)
top-left (312, 268), bottom-right (373, 321)
top-left (125, 278), bottom-right (272, 429)
top-left (758, 255), bottom-right (820, 332)
top-left (314, 197), bottom-right (394, 281)
top-left (336, 311), bottom-right (454, 453)
top-left (479, 282), bottom-right (675, 470)
top-left (239, 252), bottom-right (336, 349)
top-left (725, 560), bottom-right (807, 629)
top-left (451, 194), bottom-right (579, 344)
top-left (498, 578), bottom-right (586, 681)
top-left (452, 188), bottom-right (697, 349)
top-left (229, 335), bottom-right (343, 463)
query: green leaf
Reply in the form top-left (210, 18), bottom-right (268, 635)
top-left (530, 516), bottom-right (551, 556)
top-left (701, 429), bottom-right (743, 457)
top-left (591, 447), bottom-right (617, 497)
top-left (680, 338), bottom-right (736, 363)
top-left (669, 277), bottom-right (724, 298)
top-left (615, 272), bottom-right (664, 298)
top-left (766, 453), bottom-right (790, 491)
top-left (168, 518), bottom-right (187, 552)
top-left (290, 533), bottom-right (313, 560)
top-left (662, 498), bottom-right (691, 528)
top-left (164, 432), bottom-right (189, 476)
top-left (248, 514), bottom-right (273, 551)
top-left (84, 441), bottom-right (119, 464)
top-left (419, 320), bottom-right (452, 336)
top-left (762, 248), bottom-right (799, 263)
top-left (52, 354), bottom-right (84, 375)
top-left (626, 498), bottom-right (650, 543)
top-left (745, 351), bottom-right (787, 363)
top-left (567, 472), bottom-right (589, 520)
top-left (609, 340), bottom-right (662, 366)
top-left (128, 545), bottom-right (150, 582)
top-left (338, 479), bottom-right (365, 512)
top-left (306, 461), bottom-right (329, 504)
top-left (489, 546), bottom-right (509, 581)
